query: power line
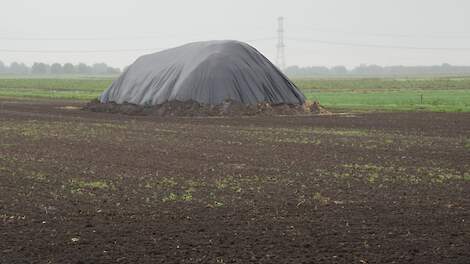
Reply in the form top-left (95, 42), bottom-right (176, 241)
top-left (0, 36), bottom-right (163, 41)
top-left (0, 38), bottom-right (276, 54)
top-left (286, 37), bottom-right (470, 51)
top-left (0, 48), bottom-right (163, 53)
top-left (0, 32), bottom-right (180, 41)
top-left (0, 34), bottom-right (277, 42)
top-left (290, 24), bottom-right (470, 39)
top-left (245, 37), bottom-right (277, 42)
top-left (1, 37), bottom-right (468, 54)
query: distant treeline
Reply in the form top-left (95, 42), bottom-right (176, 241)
top-left (0, 60), bottom-right (121, 75)
top-left (3, 60), bottom-right (470, 76)
top-left (285, 63), bottom-right (470, 76)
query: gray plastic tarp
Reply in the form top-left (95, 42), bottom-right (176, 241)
top-left (100, 40), bottom-right (306, 106)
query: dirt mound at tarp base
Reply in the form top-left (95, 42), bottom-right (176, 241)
top-left (84, 99), bottom-right (323, 116)
top-left (308, 101), bottom-right (330, 114)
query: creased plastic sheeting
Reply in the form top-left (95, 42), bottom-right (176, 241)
top-left (100, 40), bottom-right (306, 106)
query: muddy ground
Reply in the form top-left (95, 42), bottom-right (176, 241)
top-left (0, 99), bottom-right (469, 264)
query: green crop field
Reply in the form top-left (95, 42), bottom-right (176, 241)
top-left (299, 77), bottom-right (470, 112)
top-left (0, 77), bottom-right (112, 101)
top-left (0, 76), bottom-right (469, 112)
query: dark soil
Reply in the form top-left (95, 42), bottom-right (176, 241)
top-left (0, 99), bottom-right (469, 264)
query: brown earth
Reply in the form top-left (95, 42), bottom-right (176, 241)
top-left (0, 99), bottom-right (469, 264)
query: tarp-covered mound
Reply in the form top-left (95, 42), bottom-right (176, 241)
top-left (99, 40), bottom-right (306, 107)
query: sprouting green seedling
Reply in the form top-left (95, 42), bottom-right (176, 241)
top-left (312, 192), bottom-right (330, 205)
top-left (463, 173), bottom-right (470, 181)
top-left (367, 172), bottom-right (379, 184)
top-left (69, 179), bottom-right (110, 194)
top-left (162, 190), bottom-right (193, 203)
top-left (26, 171), bottom-right (48, 182)
top-left (158, 177), bottom-right (178, 188)
top-left (162, 192), bottom-right (178, 202)
top-left (464, 139), bottom-right (470, 149)
top-left (181, 190), bottom-right (193, 202)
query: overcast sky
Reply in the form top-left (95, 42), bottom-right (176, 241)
top-left (1, 0), bottom-right (469, 68)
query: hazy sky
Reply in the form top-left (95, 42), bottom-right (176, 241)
top-left (1, 0), bottom-right (469, 68)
